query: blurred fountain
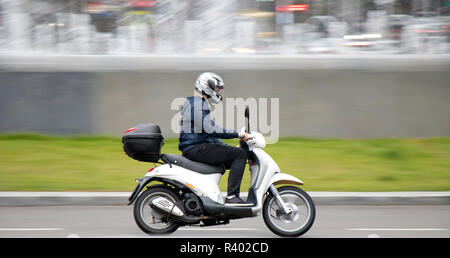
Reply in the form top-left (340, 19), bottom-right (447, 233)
top-left (233, 18), bottom-right (256, 53)
top-left (33, 23), bottom-right (54, 54)
top-left (67, 13), bottom-right (93, 54)
top-left (1, 0), bottom-right (31, 53)
top-left (129, 23), bottom-right (149, 54)
top-left (366, 10), bottom-right (388, 51)
top-left (367, 10), bottom-right (387, 35)
top-left (113, 26), bottom-right (132, 54)
top-left (328, 21), bottom-right (348, 53)
top-left (0, 0), bottom-right (447, 56)
top-left (191, 0), bottom-right (237, 54)
top-left (184, 20), bottom-right (202, 54)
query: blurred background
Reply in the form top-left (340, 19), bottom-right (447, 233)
top-left (0, 0), bottom-right (449, 55)
top-left (0, 0), bottom-right (449, 192)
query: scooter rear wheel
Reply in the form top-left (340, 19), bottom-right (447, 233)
top-left (262, 186), bottom-right (315, 237)
top-left (133, 185), bottom-right (181, 234)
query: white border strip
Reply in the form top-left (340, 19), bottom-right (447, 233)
top-left (348, 228), bottom-right (448, 231)
top-left (0, 228), bottom-right (64, 231)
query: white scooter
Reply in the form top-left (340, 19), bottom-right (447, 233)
top-left (125, 107), bottom-right (315, 237)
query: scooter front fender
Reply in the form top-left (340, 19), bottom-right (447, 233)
top-left (268, 173), bottom-right (304, 187)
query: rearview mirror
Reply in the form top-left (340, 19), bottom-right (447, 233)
top-left (245, 106), bottom-right (250, 133)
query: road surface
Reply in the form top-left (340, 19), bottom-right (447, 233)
top-left (0, 205), bottom-right (449, 238)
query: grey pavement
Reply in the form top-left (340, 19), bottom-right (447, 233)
top-left (0, 205), bottom-right (449, 238)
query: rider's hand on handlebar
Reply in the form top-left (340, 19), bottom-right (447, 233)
top-left (238, 132), bottom-right (250, 142)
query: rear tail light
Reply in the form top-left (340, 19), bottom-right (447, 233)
top-left (124, 127), bottom-right (137, 134)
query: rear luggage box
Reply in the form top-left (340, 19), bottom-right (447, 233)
top-left (122, 124), bottom-right (164, 162)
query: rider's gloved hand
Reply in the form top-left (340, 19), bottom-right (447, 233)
top-left (238, 132), bottom-right (250, 142)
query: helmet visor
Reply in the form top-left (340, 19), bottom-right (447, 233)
top-left (210, 86), bottom-right (223, 103)
top-left (214, 85), bottom-right (223, 95)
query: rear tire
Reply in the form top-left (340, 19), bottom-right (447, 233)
top-left (133, 185), bottom-right (181, 234)
top-left (263, 186), bottom-right (315, 237)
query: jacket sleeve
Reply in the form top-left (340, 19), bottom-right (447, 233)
top-left (202, 110), bottom-right (239, 139)
top-left (192, 100), bottom-right (239, 139)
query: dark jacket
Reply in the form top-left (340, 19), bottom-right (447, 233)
top-left (178, 96), bottom-right (238, 154)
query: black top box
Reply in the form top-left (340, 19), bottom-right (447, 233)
top-left (122, 123), bottom-right (164, 162)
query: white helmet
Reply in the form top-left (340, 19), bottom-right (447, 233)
top-left (194, 72), bottom-right (224, 104)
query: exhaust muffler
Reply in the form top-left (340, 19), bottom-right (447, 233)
top-left (150, 197), bottom-right (207, 224)
top-left (151, 197), bottom-right (185, 217)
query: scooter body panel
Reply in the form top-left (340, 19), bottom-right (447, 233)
top-left (145, 164), bottom-right (224, 204)
top-left (136, 146), bottom-right (306, 218)
top-left (250, 148), bottom-right (281, 210)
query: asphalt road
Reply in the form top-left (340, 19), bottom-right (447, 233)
top-left (0, 205), bottom-right (449, 238)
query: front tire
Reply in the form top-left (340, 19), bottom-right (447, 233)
top-left (263, 186), bottom-right (316, 237)
top-left (133, 185), bottom-right (181, 234)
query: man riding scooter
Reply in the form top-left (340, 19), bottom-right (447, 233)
top-left (178, 72), bottom-right (250, 206)
top-left (126, 72), bottom-right (316, 236)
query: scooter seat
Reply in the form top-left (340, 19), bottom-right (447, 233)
top-left (160, 154), bottom-right (225, 175)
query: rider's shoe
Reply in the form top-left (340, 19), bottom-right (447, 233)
top-left (225, 195), bottom-right (252, 206)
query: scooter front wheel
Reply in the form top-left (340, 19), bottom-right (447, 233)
top-left (262, 186), bottom-right (315, 237)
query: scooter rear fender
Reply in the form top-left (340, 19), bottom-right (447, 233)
top-left (128, 176), bottom-right (188, 205)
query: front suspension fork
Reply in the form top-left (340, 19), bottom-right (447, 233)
top-left (268, 185), bottom-right (292, 214)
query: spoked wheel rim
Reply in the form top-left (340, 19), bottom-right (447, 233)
top-left (267, 189), bottom-right (313, 233)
